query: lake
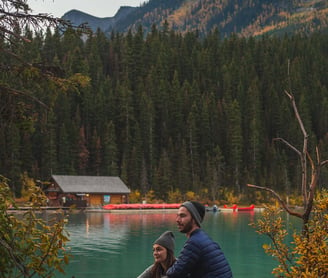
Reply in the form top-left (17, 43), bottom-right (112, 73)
top-left (56, 209), bottom-right (300, 278)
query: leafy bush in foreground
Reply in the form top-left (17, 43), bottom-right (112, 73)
top-left (0, 175), bottom-right (71, 278)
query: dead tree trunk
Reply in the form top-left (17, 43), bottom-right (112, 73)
top-left (248, 90), bottom-right (328, 227)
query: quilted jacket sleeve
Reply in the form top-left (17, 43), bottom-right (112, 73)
top-left (166, 236), bottom-right (201, 277)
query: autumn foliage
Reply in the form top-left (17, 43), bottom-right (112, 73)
top-left (252, 191), bottom-right (328, 277)
top-left (0, 176), bottom-right (71, 277)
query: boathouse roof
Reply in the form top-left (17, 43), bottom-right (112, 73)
top-left (51, 175), bottom-right (130, 194)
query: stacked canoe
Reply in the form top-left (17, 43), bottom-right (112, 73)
top-left (102, 203), bottom-right (255, 212)
top-left (103, 203), bottom-right (181, 210)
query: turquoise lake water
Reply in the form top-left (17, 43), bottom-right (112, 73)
top-left (56, 210), bottom-right (301, 278)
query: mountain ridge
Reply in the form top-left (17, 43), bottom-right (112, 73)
top-left (62, 0), bottom-right (328, 37)
top-left (62, 6), bottom-right (137, 32)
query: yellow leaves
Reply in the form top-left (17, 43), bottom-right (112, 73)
top-left (251, 205), bottom-right (286, 236)
top-left (223, 189), bottom-right (240, 204)
top-left (167, 1), bottom-right (194, 26)
top-left (129, 189), bottom-right (141, 203)
top-left (48, 73), bottom-right (90, 95)
top-left (63, 254), bottom-right (70, 265)
top-left (251, 190), bottom-right (328, 277)
top-left (68, 73), bottom-right (91, 88)
top-left (0, 178), bottom-right (71, 277)
top-left (262, 243), bottom-right (270, 250)
top-left (21, 66), bottom-right (43, 80)
top-left (185, 191), bottom-right (197, 201)
top-left (168, 189), bottom-right (182, 203)
top-left (291, 206), bottom-right (328, 277)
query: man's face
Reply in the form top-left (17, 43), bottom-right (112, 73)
top-left (176, 206), bottom-right (195, 234)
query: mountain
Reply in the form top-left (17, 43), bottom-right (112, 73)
top-left (62, 6), bottom-right (137, 33)
top-left (62, 0), bottom-right (328, 37)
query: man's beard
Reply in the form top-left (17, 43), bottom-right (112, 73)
top-left (180, 219), bottom-right (194, 233)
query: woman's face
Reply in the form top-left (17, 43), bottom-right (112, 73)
top-left (152, 244), bottom-right (168, 264)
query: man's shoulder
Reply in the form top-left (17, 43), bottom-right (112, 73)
top-left (189, 228), bottom-right (211, 242)
top-left (190, 228), bottom-right (208, 237)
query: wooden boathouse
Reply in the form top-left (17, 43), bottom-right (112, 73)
top-left (45, 175), bottom-right (130, 208)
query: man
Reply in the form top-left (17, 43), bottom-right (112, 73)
top-left (166, 201), bottom-right (233, 278)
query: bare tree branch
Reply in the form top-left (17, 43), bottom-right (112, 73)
top-left (283, 90), bottom-right (308, 207)
top-left (316, 146), bottom-right (320, 165)
top-left (250, 85), bottom-right (328, 226)
top-left (0, 84), bottom-right (49, 109)
top-left (247, 184), bottom-right (303, 218)
top-left (307, 150), bottom-right (315, 171)
top-left (321, 160), bottom-right (328, 167)
top-left (272, 137), bottom-right (301, 156)
top-left (284, 90), bottom-right (308, 139)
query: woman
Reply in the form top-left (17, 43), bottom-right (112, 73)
top-left (137, 231), bottom-right (176, 278)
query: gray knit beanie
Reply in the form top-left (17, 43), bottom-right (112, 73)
top-left (154, 231), bottom-right (175, 253)
top-left (181, 201), bottom-right (205, 227)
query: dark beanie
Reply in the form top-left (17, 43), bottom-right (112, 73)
top-left (181, 201), bottom-right (205, 227)
top-left (154, 231), bottom-right (175, 253)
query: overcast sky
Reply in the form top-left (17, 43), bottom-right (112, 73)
top-left (28, 0), bottom-right (145, 18)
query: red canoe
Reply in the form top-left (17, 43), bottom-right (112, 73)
top-left (237, 204), bottom-right (255, 211)
top-left (222, 204), bottom-right (238, 211)
top-left (221, 204), bottom-right (254, 212)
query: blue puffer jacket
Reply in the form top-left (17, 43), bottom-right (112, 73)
top-left (166, 229), bottom-right (232, 278)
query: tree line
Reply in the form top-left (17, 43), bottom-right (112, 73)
top-left (1, 25), bottom-right (328, 202)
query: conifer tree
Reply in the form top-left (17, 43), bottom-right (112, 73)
top-left (89, 128), bottom-right (102, 175)
top-left (186, 103), bottom-right (200, 188)
top-left (57, 123), bottom-right (73, 174)
top-left (226, 99), bottom-right (243, 193)
top-left (244, 77), bottom-right (263, 182)
top-left (153, 149), bottom-right (172, 199)
top-left (77, 126), bottom-right (89, 175)
top-left (5, 124), bottom-right (21, 196)
top-left (101, 121), bottom-right (119, 176)
top-left (39, 110), bottom-right (57, 179)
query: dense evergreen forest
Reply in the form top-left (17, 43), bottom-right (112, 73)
top-left (1, 25), bottom-right (328, 202)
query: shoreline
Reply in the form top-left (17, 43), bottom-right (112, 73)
top-left (7, 206), bottom-right (266, 214)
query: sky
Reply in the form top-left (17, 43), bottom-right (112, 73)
top-left (27, 0), bottom-right (145, 18)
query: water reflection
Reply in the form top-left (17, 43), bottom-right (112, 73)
top-left (56, 210), bottom-right (300, 278)
top-left (67, 213), bottom-right (130, 255)
top-left (59, 211), bottom-right (179, 278)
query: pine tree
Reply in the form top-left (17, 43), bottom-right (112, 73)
top-left (5, 124), bottom-right (21, 196)
top-left (186, 103), bottom-right (200, 188)
top-left (101, 121), bottom-right (119, 176)
top-left (89, 128), bottom-right (102, 175)
top-left (226, 99), bottom-right (243, 194)
top-left (77, 126), bottom-right (89, 175)
top-left (244, 77), bottom-right (263, 183)
top-left (57, 123), bottom-right (73, 174)
top-left (39, 110), bottom-right (57, 180)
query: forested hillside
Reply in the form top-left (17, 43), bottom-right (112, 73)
top-left (127, 0), bottom-right (328, 37)
top-left (63, 0), bottom-right (328, 37)
top-left (1, 26), bottom-right (328, 202)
